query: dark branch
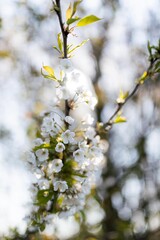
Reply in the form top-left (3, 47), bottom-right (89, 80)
top-left (55, 0), bottom-right (68, 58)
top-left (104, 58), bottom-right (158, 129)
top-left (54, 0), bottom-right (70, 115)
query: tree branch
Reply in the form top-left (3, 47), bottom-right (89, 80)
top-left (54, 0), bottom-right (70, 116)
top-left (54, 0), bottom-right (68, 58)
top-left (104, 58), bottom-right (158, 129)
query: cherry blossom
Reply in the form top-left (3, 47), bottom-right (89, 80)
top-left (35, 149), bottom-right (49, 162)
top-left (53, 180), bottom-right (68, 192)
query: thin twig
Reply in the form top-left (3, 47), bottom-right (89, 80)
top-left (54, 0), bottom-right (70, 116)
top-left (104, 59), bottom-right (157, 129)
top-left (55, 0), bottom-right (68, 58)
top-left (104, 83), bottom-right (140, 128)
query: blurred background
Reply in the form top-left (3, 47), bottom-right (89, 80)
top-left (0, 0), bottom-right (160, 239)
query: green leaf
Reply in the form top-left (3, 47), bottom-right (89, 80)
top-left (41, 66), bottom-right (58, 81)
top-left (43, 66), bottom-right (54, 76)
top-left (147, 41), bottom-right (152, 55)
top-left (53, 3), bottom-right (60, 12)
top-left (57, 33), bottom-right (63, 52)
top-left (36, 190), bottom-right (53, 206)
top-left (39, 223), bottom-right (45, 232)
top-left (66, 3), bottom-right (72, 21)
top-left (114, 115), bottom-right (127, 124)
top-left (68, 39), bottom-right (89, 55)
top-left (137, 71), bottom-right (148, 84)
top-left (116, 89), bottom-right (129, 104)
top-left (57, 195), bottom-right (64, 206)
top-left (67, 16), bottom-right (80, 25)
top-left (41, 65), bottom-right (58, 81)
top-left (76, 15), bottom-right (101, 27)
top-left (41, 68), bottom-right (57, 81)
top-left (67, 44), bottom-right (73, 51)
top-left (53, 46), bottom-right (61, 53)
top-left (119, 89), bottom-right (129, 100)
top-left (154, 61), bottom-right (160, 72)
top-left (72, 0), bottom-right (82, 17)
top-left (33, 143), bottom-right (51, 151)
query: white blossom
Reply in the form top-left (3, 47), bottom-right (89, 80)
top-left (50, 108), bottom-right (65, 124)
top-left (65, 116), bottom-right (74, 125)
top-left (35, 149), bottom-right (49, 162)
top-left (87, 96), bottom-right (97, 110)
top-left (82, 114), bottom-right (94, 125)
top-left (33, 138), bottom-right (43, 147)
top-left (92, 135), bottom-right (100, 145)
top-left (53, 181), bottom-right (68, 192)
top-left (42, 117), bottom-right (54, 132)
top-left (55, 142), bottom-right (65, 152)
top-left (99, 140), bottom-right (109, 153)
top-left (26, 151), bottom-right (36, 165)
top-left (59, 208), bottom-right (76, 218)
top-left (78, 141), bottom-right (88, 151)
top-left (56, 86), bottom-right (70, 100)
top-left (75, 89), bottom-right (97, 110)
top-left (82, 90), bottom-right (92, 101)
top-left (44, 214), bottom-right (55, 222)
top-left (73, 182), bottom-right (82, 192)
top-left (38, 179), bottom-right (50, 190)
top-left (61, 130), bottom-right (75, 144)
top-left (41, 127), bottom-right (49, 138)
top-left (47, 159), bottom-right (63, 174)
top-left (34, 168), bottom-right (45, 179)
top-left (71, 71), bottom-right (80, 80)
top-left (76, 86), bottom-right (85, 95)
top-left (73, 149), bottom-right (85, 163)
top-left (85, 127), bottom-right (96, 140)
top-left (60, 59), bottom-right (73, 72)
top-left (50, 129), bottom-right (58, 137)
top-left (45, 138), bottom-right (50, 144)
top-left (28, 63), bottom-right (107, 221)
top-left (89, 146), bottom-right (101, 157)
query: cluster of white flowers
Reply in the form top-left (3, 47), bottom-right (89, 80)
top-left (26, 60), bottom-right (108, 228)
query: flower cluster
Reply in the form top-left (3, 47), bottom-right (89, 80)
top-left (26, 60), bottom-right (107, 230)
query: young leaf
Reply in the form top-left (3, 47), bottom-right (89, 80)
top-left (114, 115), bottom-right (127, 124)
top-left (116, 89), bottom-right (129, 104)
top-left (72, 0), bottom-right (82, 17)
top-left (41, 68), bottom-right (57, 81)
top-left (137, 71), bottom-right (148, 84)
top-left (53, 46), bottom-right (61, 53)
top-left (67, 16), bottom-right (80, 25)
top-left (43, 66), bottom-right (55, 76)
top-left (76, 15), bottom-right (101, 27)
top-left (147, 41), bottom-right (152, 55)
top-left (57, 33), bottom-right (63, 52)
top-left (39, 223), bottom-right (45, 232)
top-left (68, 39), bottom-right (89, 55)
top-left (36, 190), bottom-right (53, 206)
top-left (66, 3), bottom-right (72, 21)
top-left (154, 60), bottom-right (160, 72)
top-left (67, 44), bottom-right (73, 51)
top-left (33, 143), bottom-right (51, 152)
top-left (53, 3), bottom-right (60, 12)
